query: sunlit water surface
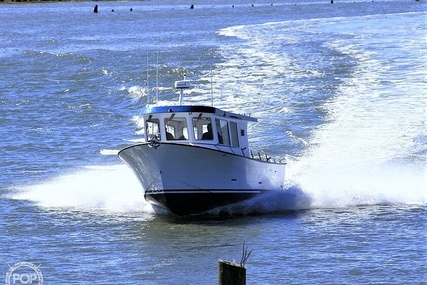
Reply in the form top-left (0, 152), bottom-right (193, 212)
top-left (1, 0), bottom-right (426, 284)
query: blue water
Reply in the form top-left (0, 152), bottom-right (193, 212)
top-left (1, 0), bottom-right (426, 284)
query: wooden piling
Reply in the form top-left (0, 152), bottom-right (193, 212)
top-left (218, 260), bottom-right (246, 285)
top-left (218, 242), bottom-right (251, 285)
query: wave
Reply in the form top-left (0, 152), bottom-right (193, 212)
top-left (8, 160), bottom-right (425, 218)
top-left (9, 164), bottom-right (154, 214)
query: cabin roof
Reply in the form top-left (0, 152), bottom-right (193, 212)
top-left (141, 105), bottom-right (258, 122)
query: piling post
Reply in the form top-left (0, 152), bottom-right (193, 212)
top-left (218, 242), bottom-right (251, 285)
top-left (218, 260), bottom-right (246, 285)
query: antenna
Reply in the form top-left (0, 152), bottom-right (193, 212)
top-left (146, 51), bottom-right (150, 106)
top-left (156, 50), bottom-right (159, 103)
top-left (210, 70), bottom-right (213, 107)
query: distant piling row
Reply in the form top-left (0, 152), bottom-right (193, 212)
top-left (94, 2), bottom-right (391, 13)
top-left (92, 3), bottom-right (281, 13)
top-left (189, 4), bottom-right (275, 9)
top-left (93, 5), bottom-right (134, 13)
top-left (92, 1), bottom-right (425, 14)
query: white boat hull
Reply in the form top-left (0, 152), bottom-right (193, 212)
top-left (118, 143), bottom-right (285, 216)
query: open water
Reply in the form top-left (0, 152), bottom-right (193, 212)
top-left (1, 0), bottom-right (426, 284)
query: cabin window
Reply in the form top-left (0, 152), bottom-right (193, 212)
top-left (146, 118), bottom-right (160, 141)
top-left (216, 119), bottom-right (230, 145)
top-left (230, 122), bottom-right (240, 148)
top-left (164, 117), bottom-right (188, 140)
top-left (193, 117), bottom-right (213, 140)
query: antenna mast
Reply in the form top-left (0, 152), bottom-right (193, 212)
top-left (156, 51), bottom-right (159, 103)
top-left (146, 51), bottom-right (150, 106)
top-left (210, 70), bottom-right (214, 107)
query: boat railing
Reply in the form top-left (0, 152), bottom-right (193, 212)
top-left (207, 143), bottom-right (284, 164)
top-left (249, 150), bottom-right (285, 164)
top-left (146, 139), bottom-right (285, 164)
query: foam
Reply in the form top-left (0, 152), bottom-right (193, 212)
top-left (11, 164), bottom-right (155, 214)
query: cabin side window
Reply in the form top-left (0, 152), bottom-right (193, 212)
top-left (216, 119), bottom-right (230, 145)
top-left (230, 121), bottom-right (240, 148)
top-left (146, 118), bottom-right (160, 141)
top-left (192, 117), bottom-right (212, 140)
top-left (164, 117), bottom-right (188, 140)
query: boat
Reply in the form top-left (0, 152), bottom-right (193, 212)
top-left (118, 76), bottom-right (285, 216)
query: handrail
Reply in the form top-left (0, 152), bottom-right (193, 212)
top-left (171, 141), bottom-right (285, 164)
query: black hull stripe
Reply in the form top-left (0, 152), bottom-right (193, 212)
top-left (145, 190), bottom-right (272, 216)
